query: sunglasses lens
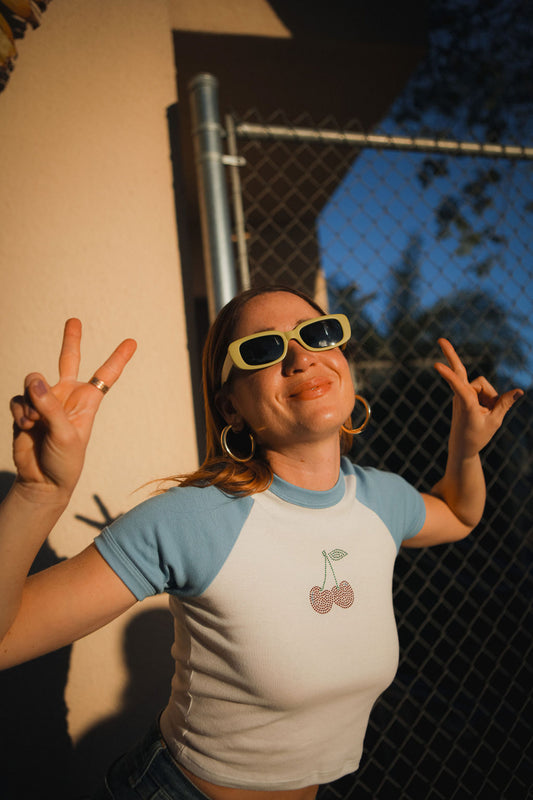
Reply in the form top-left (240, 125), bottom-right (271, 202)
top-left (239, 334), bottom-right (285, 366)
top-left (301, 318), bottom-right (344, 348)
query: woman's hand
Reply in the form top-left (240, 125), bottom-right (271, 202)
top-left (434, 338), bottom-right (523, 459)
top-left (10, 319), bottom-right (137, 501)
top-left (405, 339), bottom-right (523, 547)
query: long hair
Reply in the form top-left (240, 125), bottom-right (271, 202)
top-left (165, 284), bottom-right (354, 496)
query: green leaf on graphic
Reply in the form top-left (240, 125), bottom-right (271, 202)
top-left (329, 549), bottom-right (348, 560)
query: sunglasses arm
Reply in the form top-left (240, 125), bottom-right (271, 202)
top-left (221, 353), bottom-right (234, 387)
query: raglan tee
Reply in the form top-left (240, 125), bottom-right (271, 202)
top-left (94, 457), bottom-right (425, 790)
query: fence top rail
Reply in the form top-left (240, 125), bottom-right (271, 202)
top-left (234, 121), bottom-right (533, 160)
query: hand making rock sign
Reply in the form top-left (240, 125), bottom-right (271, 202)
top-left (434, 336), bottom-right (523, 458)
top-left (404, 337), bottom-right (523, 549)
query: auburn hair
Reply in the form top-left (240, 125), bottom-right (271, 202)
top-left (162, 284), bottom-right (354, 496)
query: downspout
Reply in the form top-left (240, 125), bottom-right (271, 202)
top-left (189, 73), bottom-right (238, 320)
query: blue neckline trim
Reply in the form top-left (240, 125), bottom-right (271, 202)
top-left (269, 462), bottom-right (346, 508)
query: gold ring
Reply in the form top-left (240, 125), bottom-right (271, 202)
top-left (89, 377), bottom-right (110, 395)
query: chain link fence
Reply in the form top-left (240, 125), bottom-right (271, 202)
top-left (226, 109), bottom-right (533, 799)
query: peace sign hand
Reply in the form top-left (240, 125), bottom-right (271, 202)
top-left (10, 319), bottom-right (137, 501)
top-left (434, 338), bottom-right (523, 460)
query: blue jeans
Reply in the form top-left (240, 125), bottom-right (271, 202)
top-left (91, 720), bottom-right (211, 800)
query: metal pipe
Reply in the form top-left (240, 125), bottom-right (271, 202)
top-left (235, 122), bottom-right (533, 160)
top-left (189, 73), bottom-right (237, 320)
top-left (224, 114), bottom-right (250, 291)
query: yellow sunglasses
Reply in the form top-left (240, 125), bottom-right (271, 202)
top-left (221, 313), bottom-right (351, 386)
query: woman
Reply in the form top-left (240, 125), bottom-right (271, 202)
top-left (0, 285), bottom-right (522, 799)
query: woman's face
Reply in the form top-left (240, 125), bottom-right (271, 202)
top-left (218, 291), bottom-right (355, 453)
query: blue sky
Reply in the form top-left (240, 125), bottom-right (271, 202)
top-left (317, 147), bottom-right (533, 387)
top-left (317, 1), bottom-right (533, 388)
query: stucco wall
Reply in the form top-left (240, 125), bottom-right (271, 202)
top-left (0, 0), bottom-right (197, 789)
top-left (168, 0), bottom-right (290, 36)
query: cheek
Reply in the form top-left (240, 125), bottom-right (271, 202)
top-left (336, 357), bottom-right (356, 414)
top-left (339, 354), bottom-right (354, 384)
top-left (332, 351), bottom-right (354, 383)
top-left (230, 372), bottom-right (280, 419)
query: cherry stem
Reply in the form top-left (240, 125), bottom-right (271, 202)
top-left (321, 550), bottom-right (339, 590)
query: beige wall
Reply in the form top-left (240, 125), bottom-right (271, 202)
top-left (0, 0), bottom-right (197, 773)
top-left (168, 0), bottom-right (291, 37)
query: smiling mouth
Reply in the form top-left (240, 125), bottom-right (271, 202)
top-left (289, 378), bottom-right (333, 400)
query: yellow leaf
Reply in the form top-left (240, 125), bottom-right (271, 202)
top-left (2, 1), bottom-right (41, 26)
top-left (0, 12), bottom-right (17, 66)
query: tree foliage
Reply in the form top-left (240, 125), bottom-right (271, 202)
top-left (330, 232), bottom-right (527, 385)
top-left (392, 0), bottom-right (533, 142)
top-left (389, 0), bottom-right (533, 274)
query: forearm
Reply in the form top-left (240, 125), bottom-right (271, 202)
top-left (0, 482), bottom-right (68, 641)
top-left (430, 432), bottom-right (486, 530)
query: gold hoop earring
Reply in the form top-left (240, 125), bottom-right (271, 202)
top-left (220, 425), bottom-right (256, 463)
top-left (341, 394), bottom-right (371, 435)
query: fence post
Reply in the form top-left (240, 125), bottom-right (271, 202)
top-left (189, 73), bottom-right (237, 320)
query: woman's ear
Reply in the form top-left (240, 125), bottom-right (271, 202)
top-left (215, 389), bottom-right (243, 430)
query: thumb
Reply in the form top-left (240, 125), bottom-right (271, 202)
top-left (24, 374), bottom-right (73, 441)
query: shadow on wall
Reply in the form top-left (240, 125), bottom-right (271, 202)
top-left (0, 471), bottom-right (76, 799)
top-left (73, 608), bottom-right (174, 798)
top-left (0, 471), bottom-right (175, 800)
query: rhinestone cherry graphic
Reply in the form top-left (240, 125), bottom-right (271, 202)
top-left (309, 549), bottom-right (354, 614)
top-left (309, 586), bottom-right (334, 614)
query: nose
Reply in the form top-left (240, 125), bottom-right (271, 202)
top-left (281, 340), bottom-right (315, 374)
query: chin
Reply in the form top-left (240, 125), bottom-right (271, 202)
top-left (304, 413), bottom-right (347, 437)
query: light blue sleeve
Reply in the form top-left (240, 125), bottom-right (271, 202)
top-left (94, 485), bottom-right (254, 600)
top-left (344, 459), bottom-right (426, 551)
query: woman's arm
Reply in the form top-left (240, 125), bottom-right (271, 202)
top-left (0, 319), bottom-right (137, 663)
top-left (404, 338), bottom-right (523, 548)
top-left (0, 541), bottom-right (137, 669)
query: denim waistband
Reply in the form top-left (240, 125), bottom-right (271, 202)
top-left (94, 719), bottom-right (212, 800)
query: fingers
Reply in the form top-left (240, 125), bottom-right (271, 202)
top-left (470, 375), bottom-right (499, 411)
top-left (10, 395), bottom-right (34, 430)
top-left (12, 373), bottom-right (71, 440)
top-left (58, 319), bottom-right (137, 394)
top-left (58, 318), bottom-right (82, 381)
top-left (434, 338), bottom-right (524, 420)
top-left (433, 359), bottom-right (472, 401)
top-left (10, 374), bottom-right (48, 430)
top-left (86, 338), bottom-right (137, 399)
top-left (437, 338), bottom-right (469, 381)
top-left (492, 387), bottom-right (524, 423)
top-left (10, 322), bottom-right (137, 434)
